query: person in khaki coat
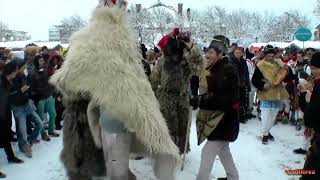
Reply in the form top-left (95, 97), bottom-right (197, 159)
top-left (252, 45), bottom-right (293, 145)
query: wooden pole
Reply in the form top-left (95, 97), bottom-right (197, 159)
top-left (181, 106), bottom-right (193, 171)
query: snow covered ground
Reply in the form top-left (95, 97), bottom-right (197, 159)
top-left (1, 110), bottom-right (306, 180)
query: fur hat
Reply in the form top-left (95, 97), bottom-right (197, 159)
top-left (208, 35), bottom-right (229, 53)
top-left (310, 52), bottom-right (320, 68)
top-left (24, 46), bottom-right (40, 56)
top-left (263, 45), bottom-right (275, 55)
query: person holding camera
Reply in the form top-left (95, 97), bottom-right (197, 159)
top-left (9, 58), bottom-right (43, 158)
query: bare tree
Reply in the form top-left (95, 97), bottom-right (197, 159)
top-left (225, 9), bottom-right (252, 44)
top-left (314, 0), bottom-right (320, 18)
top-left (252, 10), bottom-right (310, 42)
top-left (58, 15), bottom-right (87, 43)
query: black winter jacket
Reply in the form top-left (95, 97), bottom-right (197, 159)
top-left (304, 78), bottom-right (320, 133)
top-left (28, 69), bottom-right (53, 102)
top-left (199, 57), bottom-right (240, 142)
top-left (9, 74), bottom-right (30, 106)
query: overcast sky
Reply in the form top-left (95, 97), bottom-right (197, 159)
top-left (0, 0), bottom-right (318, 41)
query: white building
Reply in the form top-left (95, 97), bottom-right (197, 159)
top-left (49, 27), bottom-right (60, 42)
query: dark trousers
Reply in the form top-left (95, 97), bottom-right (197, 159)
top-left (302, 133), bottom-right (320, 180)
top-left (55, 100), bottom-right (64, 128)
top-left (3, 143), bottom-right (15, 161)
top-left (239, 88), bottom-right (249, 119)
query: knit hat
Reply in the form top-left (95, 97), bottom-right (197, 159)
top-left (310, 51), bottom-right (320, 68)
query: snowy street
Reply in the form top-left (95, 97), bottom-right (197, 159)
top-left (0, 111), bottom-right (305, 180)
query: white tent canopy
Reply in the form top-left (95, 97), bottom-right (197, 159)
top-left (0, 40), bottom-right (33, 49)
top-left (290, 40), bottom-right (320, 49)
top-left (33, 41), bottom-right (61, 49)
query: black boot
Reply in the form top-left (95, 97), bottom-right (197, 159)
top-left (55, 124), bottom-right (63, 130)
top-left (293, 148), bottom-right (307, 155)
top-left (0, 171), bottom-right (6, 178)
top-left (268, 133), bottom-right (274, 141)
top-left (262, 136), bottom-right (268, 145)
top-left (217, 178), bottom-right (227, 180)
top-left (8, 156), bottom-right (24, 164)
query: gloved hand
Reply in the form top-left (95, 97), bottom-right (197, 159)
top-left (190, 95), bottom-right (199, 110)
top-left (232, 103), bottom-right (240, 110)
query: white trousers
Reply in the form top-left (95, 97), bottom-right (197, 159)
top-left (261, 108), bottom-right (279, 136)
top-left (248, 90), bottom-right (256, 112)
top-left (101, 131), bottom-right (136, 180)
top-left (196, 141), bottom-right (239, 180)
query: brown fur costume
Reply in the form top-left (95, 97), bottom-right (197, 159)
top-left (61, 100), bottom-right (106, 180)
top-left (150, 36), bottom-right (203, 153)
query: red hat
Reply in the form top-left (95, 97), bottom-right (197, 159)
top-left (158, 28), bottom-right (180, 50)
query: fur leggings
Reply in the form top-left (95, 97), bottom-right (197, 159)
top-left (61, 100), bottom-right (106, 180)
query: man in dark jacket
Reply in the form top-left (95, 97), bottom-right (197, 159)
top-left (302, 52), bottom-right (320, 180)
top-left (28, 55), bottom-right (59, 141)
top-left (9, 58), bottom-right (43, 158)
top-left (229, 47), bottom-right (250, 123)
top-left (0, 61), bottom-right (24, 178)
top-left (196, 43), bottom-right (240, 180)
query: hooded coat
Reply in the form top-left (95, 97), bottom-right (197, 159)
top-left (49, 6), bottom-right (179, 179)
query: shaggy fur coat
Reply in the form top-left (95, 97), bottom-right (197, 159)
top-left (50, 6), bottom-right (179, 179)
top-left (252, 59), bottom-right (289, 101)
top-left (150, 46), bottom-right (203, 153)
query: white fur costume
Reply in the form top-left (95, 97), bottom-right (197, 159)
top-left (50, 3), bottom-right (179, 180)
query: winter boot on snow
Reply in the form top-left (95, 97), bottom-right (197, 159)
top-left (8, 156), bottom-right (24, 164)
top-left (281, 113), bottom-right (289, 125)
top-left (0, 171), bottom-right (6, 178)
top-left (22, 144), bottom-right (32, 158)
top-left (262, 136), bottom-right (268, 145)
top-left (293, 148), bottom-right (307, 155)
top-left (268, 133), bottom-right (275, 141)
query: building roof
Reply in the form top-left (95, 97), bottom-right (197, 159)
top-left (0, 40), bottom-right (33, 49)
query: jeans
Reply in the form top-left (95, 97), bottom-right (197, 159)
top-left (12, 102), bottom-right (43, 146)
top-left (36, 96), bottom-right (56, 135)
